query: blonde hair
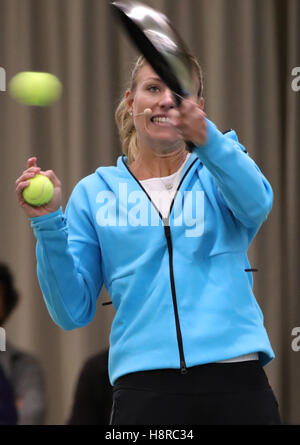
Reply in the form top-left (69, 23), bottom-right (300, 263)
top-left (115, 55), bottom-right (204, 164)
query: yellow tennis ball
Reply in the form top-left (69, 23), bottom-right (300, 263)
top-left (22, 174), bottom-right (54, 206)
top-left (9, 72), bottom-right (62, 106)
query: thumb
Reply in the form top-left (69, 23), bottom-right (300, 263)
top-left (27, 157), bottom-right (38, 169)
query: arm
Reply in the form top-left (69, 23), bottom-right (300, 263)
top-left (169, 101), bottom-right (273, 229)
top-left (194, 120), bottom-right (273, 228)
top-left (30, 180), bottom-right (104, 330)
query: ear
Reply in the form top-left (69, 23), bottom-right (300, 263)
top-left (198, 97), bottom-right (205, 111)
top-left (126, 90), bottom-right (134, 114)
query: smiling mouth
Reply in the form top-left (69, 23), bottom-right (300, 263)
top-left (150, 116), bottom-right (173, 126)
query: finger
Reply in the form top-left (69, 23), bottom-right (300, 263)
top-left (182, 98), bottom-right (206, 118)
top-left (20, 168), bottom-right (41, 186)
top-left (42, 170), bottom-right (61, 187)
top-left (16, 181), bottom-right (30, 203)
top-left (16, 170), bottom-right (40, 187)
top-left (22, 166), bottom-right (41, 176)
top-left (180, 97), bottom-right (197, 112)
top-left (168, 108), bottom-right (182, 127)
top-left (181, 105), bottom-right (206, 125)
top-left (27, 157), bottom-right (38, 169)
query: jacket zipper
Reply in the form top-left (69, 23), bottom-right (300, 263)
top-left (122, 156), bottom-right (198, 375)
top-left (164, 224), bottom-right (187, 374)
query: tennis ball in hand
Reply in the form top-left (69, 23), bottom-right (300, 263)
top-left (22, 174), bottom-right (54, 206)
top-left (9, 72), bottom-right (62, 106)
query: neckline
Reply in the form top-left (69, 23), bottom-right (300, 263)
top-left (120, 153), bottom-right (200, 225)
top-left (119, 152), bottom-right (199, 176)
top-left (134, 153), bottom-right (191, 183)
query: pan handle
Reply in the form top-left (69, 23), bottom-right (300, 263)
top-left (173, 92), bottom-right (196, 152)
top-left (186, 141), bottom-right (196, 152)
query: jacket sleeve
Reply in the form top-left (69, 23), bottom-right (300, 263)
top-left (30, 181), bottom-right (103, 330)
top-left (194, 119), bottom-right (273, 228)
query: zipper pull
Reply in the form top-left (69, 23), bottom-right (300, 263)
top-left (180, 362), bottom-right (188, 375)
top-left (163, 217), bottom-right (170, 228)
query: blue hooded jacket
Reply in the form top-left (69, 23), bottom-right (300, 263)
top-left (30, 119), bottom-right (275, 385)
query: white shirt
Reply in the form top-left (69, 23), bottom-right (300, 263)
top-left (140, 154), bottom-right (190, 219)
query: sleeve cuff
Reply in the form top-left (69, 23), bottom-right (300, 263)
top-left (193, 118), bottom-right (242, 162)
top-left (30, 207), bottom-right (66, 231)
top-left (193, 118), bottom-right (220, 153)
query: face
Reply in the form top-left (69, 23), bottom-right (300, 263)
top-left (126, 63), bottom-right (203, 151)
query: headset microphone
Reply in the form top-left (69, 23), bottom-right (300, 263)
top-left (133, 108), bottom-right (152, 118)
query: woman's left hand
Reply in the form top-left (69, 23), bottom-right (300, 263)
top-left (169, 98), bottom-right (207, 147)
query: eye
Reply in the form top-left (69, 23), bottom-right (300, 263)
top-left (147, 85), bottom-right (160, 93)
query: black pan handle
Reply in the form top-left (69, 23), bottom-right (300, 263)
top-left (173, 92), bottom-right (196, 152)
top-left (186, 141), bottom-right (196, 152)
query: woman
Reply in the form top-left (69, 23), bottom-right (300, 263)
top-left (16, 54), bottom-right (281, 425)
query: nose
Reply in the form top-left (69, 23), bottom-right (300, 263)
top-left (158, 88), bottom-right (175, 110)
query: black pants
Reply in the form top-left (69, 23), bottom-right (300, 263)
top-left (110, 361), bottom-right (281, 425)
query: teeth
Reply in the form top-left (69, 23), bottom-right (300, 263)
top-left (152, 117), bottom-right (171, 124)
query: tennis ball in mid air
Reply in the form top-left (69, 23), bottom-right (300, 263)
top-left (9, 72), bottom-right (62, 106)
top-left (22, 174), bottom-right (54, 206)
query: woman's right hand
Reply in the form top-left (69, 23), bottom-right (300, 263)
top-left (16, 157), bottom-right (62, 219)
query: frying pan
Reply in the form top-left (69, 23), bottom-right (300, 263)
top-left (111, 0), bottom-right (196, 151)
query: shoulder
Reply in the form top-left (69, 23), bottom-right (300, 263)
top-left (68, 158), bottom-right (129, 209)
top-left (222, 128), bottom-right (248, 154)
top-left (68, 172), bottom-right (109, 206)
top-left (72, 158), bottom-right (125, 194)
